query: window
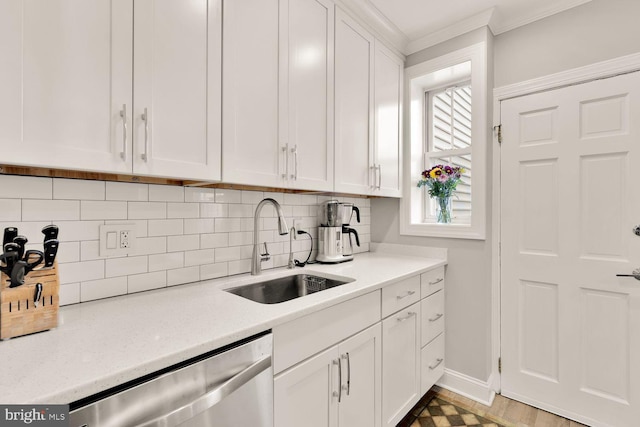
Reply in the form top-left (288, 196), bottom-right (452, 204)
top-left (400, 43), bottom-right (487, 239)
top-left (424, 84), bottom-right (472, 223)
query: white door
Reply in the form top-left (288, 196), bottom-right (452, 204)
top-left (0, 0), bottom-right (132, 173)
top-left (334, 8), bottom-right (375, 195)
top-left (274, 346), bottom-right (339, 427)
top-left (501, 71), bottom-right (640, 427)
top-left (222, 0), bottom-right (283, 187)
top-left (133, 0), bottom-right (221, 181)
top-left (373, 42), bottom-right (402, 198)
top-left (382, 303), bottom-right (421, 427)
top-left (281, 0), bottom-right (334, 191)
top-left (338, 324), bottom-right (382, 427)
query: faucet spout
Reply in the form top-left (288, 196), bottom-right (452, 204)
top-left (252, 198), bottom-right (288, 275)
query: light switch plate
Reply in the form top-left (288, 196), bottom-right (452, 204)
top-left (100, 223), bottom-right (137, 257)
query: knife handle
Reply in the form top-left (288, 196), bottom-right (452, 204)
top-left (3, 227), bottom-right (18, 247)
top-left (42, 225), bottom-right (59, 242)
top-left (33, 283), bottom-right (43, 308)
top-left (43, 239), bottom-right (59, 268)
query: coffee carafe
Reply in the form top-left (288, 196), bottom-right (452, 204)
top-left (340, 203), bottom-right (360, 259)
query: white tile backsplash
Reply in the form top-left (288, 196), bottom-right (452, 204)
top-left (128, 202), bottom-right (166, 219)
top-left (0, 199), bottom-right (21, 221)
top-left (54, 179), bottom-right (105, 200)
top-left (149, 184), bottom-right (184, 202)
top-left (22, 200), bottom-right (80, 221)
top-left (81, 201), bottom-right (128, 220)
top-left (0, 176), bottom-right (370, 306)
top-left (106, 182), bottom-right (148, 201)
top-left (0, 176), bottom-right (52, 199)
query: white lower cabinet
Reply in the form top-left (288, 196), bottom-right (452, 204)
top-left (381, 302), bottom-right (421, 427)
top-left (275, 324), bottom-right (382, 427)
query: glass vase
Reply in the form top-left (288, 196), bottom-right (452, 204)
top-left (435, 196), bottom-right (452, 224)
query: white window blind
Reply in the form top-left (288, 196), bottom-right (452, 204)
top-left (426, 84), bottom-right (472, 221)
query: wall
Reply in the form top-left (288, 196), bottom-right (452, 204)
top-left (494, 0), bottom-right (640, 87)
top-left (0, 175), bottom-right (370, 306)
top-left (371, 0), bottom-right (640, 392)
top-left (373, 27), bottom-right (495, 384)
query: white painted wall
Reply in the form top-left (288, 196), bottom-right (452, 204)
top-left (372, 0), bottom-right (640, 388)
top-left (494, 0), bottom-right (640, 87)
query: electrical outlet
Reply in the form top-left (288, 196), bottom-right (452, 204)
top-left (293, 219), bottom-right (303, 239)
top-left (100, 224), bottom-right (137, 256)
top-left (120, 230), bottom-right (130, 248)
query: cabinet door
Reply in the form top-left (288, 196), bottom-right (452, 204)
top-left (222, 0), bottom-right (283, 187)
top-left (0, 0), bottom-right (132, 173)
top-left (281, 0), bottom-right (334, 191)
top-left (338, 324), bottom-right (382, 427)
top-left (382, 302), bottom-right (421, 427)
top-left (133, 0), bottom-right (221, 181)
top-left (334, 8), bottom-right (374, 195)
top-left (275, 346), bottom-right (339, 427)
top-left (373, 42), bottom-right (403, 197)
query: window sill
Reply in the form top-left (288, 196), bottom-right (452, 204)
top-left (400, 221), bottom-right (486, 240)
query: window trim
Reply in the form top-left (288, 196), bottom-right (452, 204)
top-left (400, 42), bottom-right (487, 240)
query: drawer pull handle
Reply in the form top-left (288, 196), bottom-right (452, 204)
top-left (397, 311), bottom-right (416, 322)
top-left (429, 278), bottom-right (443, 285)
top-left (429, 358), bottom-right (444, 370)
top-left (396, 290), bottom-right (416, 300)
top-left (333, 358), bottom-right (342, 402)
top-left (429, 313), bottom-right (444, 322)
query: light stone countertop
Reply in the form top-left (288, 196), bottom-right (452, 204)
top-left (0, 248), bottom-right (446, 404)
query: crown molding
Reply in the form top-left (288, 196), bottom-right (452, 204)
top-left (490, 0), bottom-right (592, 35)
top-left (335, 0), bottom-right (409, 58)
top-left (406, 8), bottom-right (495, 55)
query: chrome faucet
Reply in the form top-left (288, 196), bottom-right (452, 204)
top-left (288, 226), bottom-right (296, 269)
top-left (252, 198), bottom-right (289, 275)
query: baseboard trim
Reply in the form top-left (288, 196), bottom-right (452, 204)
top-left (436, 369), bottom-right (496, 406)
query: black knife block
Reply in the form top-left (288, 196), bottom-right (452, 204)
top-left (0, 262), bottom-right (59, 340)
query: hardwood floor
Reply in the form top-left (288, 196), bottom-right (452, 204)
top-left (428, 386), bottom-right (588, 427)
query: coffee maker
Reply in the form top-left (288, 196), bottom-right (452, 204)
top-left (316, 201), bottom-right (360, 263)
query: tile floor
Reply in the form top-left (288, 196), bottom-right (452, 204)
top-left (397, 387), bottom-right (588, 427)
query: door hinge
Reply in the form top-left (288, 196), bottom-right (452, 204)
top-left (498, 357), bottom-right (502, 373)
top-left (494, 124), bottom-right (502, 144)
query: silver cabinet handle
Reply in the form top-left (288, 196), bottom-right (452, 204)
top-left (429, 278), bottom-right (443, 285)
top-left (332, 358), bottom-right (342, 402)
top-left (290, 145), bottom-right (298, 180)
top-left (397, 311), bottom-right (416, 322)
top-left (396, 290), bottom-right (416, 300)
top-left (342, 353), bottom-right (351, 396)
top-left (141, 107), bottom-right (149, 161)
top-left (135, 355), bottom-right (271, 427)
top-left (119, 104), bottom-right (127, 161)
top-left (281, 144), bottom-right (289, 179)
top-left (429, 313), bottom-right (444, 322)
top-left (370, 165), bottom-right (376, 189)
top-left (429, 358), bottom-right (444, 370)
top-left (377, 164), bottom-right (382, 189)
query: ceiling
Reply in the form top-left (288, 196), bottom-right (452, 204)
top-left (350, 0), bottom-right (592, 54)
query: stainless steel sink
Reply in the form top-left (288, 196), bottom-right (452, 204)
top-left (225, 273), bottom-right (355, 304)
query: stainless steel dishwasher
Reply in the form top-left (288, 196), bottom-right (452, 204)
top-left (69, 332), bottom-right (273, 427)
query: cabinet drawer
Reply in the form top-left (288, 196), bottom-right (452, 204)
top-left (381, 275), bottom-right (420, 318)
top-left (273, 290), bottom-right (381, 374)
top-left (421, 290), bottom-right (444, 346)
top-left (421, 333), bottom-right (445, 394)
top-left (421, 266), bottom-right (445, 297)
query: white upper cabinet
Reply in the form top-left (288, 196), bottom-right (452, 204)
top-left (334, 9), bottom-right (403, 197)
top-left (281, 0), bottom-right (335, 191)
top-left (373, 42), bottom-right (403, 197)
top-left (0, 0), bottom-right (221, 181)
top-left (334, 9), bottom-right (375, 195)
top-left (222, 0), bottom-right (281, 187)
top-left (0, 0), bottom-right (133, 173)
top-left (223, 0), bottom-right (334, 191)
top-left (133, 0), bottom-right (221, 181)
